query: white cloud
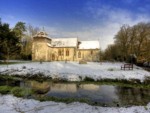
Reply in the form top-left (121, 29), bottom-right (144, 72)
top-left (44, 24), bottom-right (118, 50)
top-left (43, 3), bottom-right (150, 50)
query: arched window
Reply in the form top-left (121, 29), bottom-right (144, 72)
top-left (61, 49), bottom-right (64, 55)
top-left (66, 49), bottom-right (69, 56)
top-left (78, 51), bottom-right (81, 58)
top-left (58, 49), bottom-right (61, 56)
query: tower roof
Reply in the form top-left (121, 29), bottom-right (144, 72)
top-left (33, 31), bottom-right (48, 38)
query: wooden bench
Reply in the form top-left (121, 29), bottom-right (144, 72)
top-left (121, 63), bottom-right (133, 70)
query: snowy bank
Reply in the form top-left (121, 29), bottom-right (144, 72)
top-left (0, 62), bottom-right (149, 82)
top-left (0, 94), bottom-right (150, 113)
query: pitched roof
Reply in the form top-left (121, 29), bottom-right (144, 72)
top-left (51, 38), bottom-right (78, 47)
top-left (78, 41), bottom-right (100, 49)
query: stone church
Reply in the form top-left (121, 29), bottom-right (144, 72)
top-left (32, 32), bottom-right (100, 62)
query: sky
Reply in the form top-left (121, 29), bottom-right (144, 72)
top-left (0, 0), bottom-right (150, 50)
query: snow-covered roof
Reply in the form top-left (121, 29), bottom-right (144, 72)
top-left (33, 31), bottom-right (49, 38)
top-left (51, 38), bottom-right (78, 47)
top-left (79, 41), bottom-right (100, 49)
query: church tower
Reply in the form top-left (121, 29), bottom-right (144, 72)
top-left (32, 31), bottom-right (51, 61)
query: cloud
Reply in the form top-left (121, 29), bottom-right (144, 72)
top-left (44, 24), bottom-right (118, 50)
top-left (44, 1), bottom-right (150, 50)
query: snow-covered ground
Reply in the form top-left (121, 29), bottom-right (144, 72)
top-left (0, 61), bottom-right (149, 82)
top-left (0, 94), bottom-right (150, 113)
top-left (0, 62), bottom-right (150, 113)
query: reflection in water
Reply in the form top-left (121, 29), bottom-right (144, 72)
top-left (50, 83), bottom-right (77, 93)
top-left (3, 79), bottom-right (150, 107)
top-left (26, 81), bottom-right (150, 106)
top-left (116, 86), bottom-right (150, 106)
top-left (46, 83), bottom-right (119, 106)
top-left (30, 81), bottom-right (50, 94)
top-left (79, 84), bottom-right (99, 91)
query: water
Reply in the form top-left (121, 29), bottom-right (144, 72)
top-left (1, 79), bottom-right (150, 107)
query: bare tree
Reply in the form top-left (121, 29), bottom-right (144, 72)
top-left (114, 25), bottom-right (130, 61)
top-left (106, 22), bottom-right (150, 63)
top-left (21, 24), bottom-right (40, 60)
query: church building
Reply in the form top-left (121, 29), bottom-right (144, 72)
top-left (32, 32), bottom-right (100, 62)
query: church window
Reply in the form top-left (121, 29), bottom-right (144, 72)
top-left (66, 49), bottom-right (69, 56)
top-left (58, 49), bottom-right (61, 56)
top-left (78, 51), bottom-right (81, 58)
top-left (91, 50), bottom-right (93, 55)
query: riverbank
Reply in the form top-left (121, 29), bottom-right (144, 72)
top-left (0, 61), bottom-right (149, 82)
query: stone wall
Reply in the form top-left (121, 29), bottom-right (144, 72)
top-left (76, 49), bottom-right (100, 61)
top-left (51, 47), bottom-right (76, 61)
top-left (32, 37), bottom-right (50, 61)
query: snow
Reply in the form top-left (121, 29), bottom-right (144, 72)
top-left (0, 61), bottom-right (149, 82)
top-left (0, 62), bottom-right (150, 112)
top-left (47, 43), bottom-right (52, 47)
top-left (79, 41), bottom-right (100, 49)
top-left (0, 94), bottom-right (150, 113)
top-left (51, 38), bottom-right (78, 47)
top-left (33, 31), bottom-right (48, 38)
top-left (33, 32), bottom-right (100, 49)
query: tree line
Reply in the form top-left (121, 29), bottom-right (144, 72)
top-left (1, 18), bottom-right (149, 64)
top-left (0, 19), bottom-right (39, 61)
top-left (104, 22), bottom-right (150, 64)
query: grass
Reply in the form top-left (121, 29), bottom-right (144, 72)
top-left (0, 75), bottom-right (22, 86)
top-left (37, 96), bottom-right (90, 104)
top-left (11, 87), bottom-right (33, 97)
top-left (0, 85), bottom-right (33, 97)
top-left (0, 86), bottom-right (12, 94)
top-left (0, 61), bottom-right (26, 65)
top-left (0, 74), bottom-right (21, 81)
top-left (13, 73), bottom-right (52, 82)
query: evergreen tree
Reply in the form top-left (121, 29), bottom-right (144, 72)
top-left (0, 19), bottom-right (21, 61)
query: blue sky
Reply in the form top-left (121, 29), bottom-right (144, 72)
top-left (0, 0), bottom-right (150, 49)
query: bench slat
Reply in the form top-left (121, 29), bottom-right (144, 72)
top-left (121, 64), bottom-right (133, 70)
